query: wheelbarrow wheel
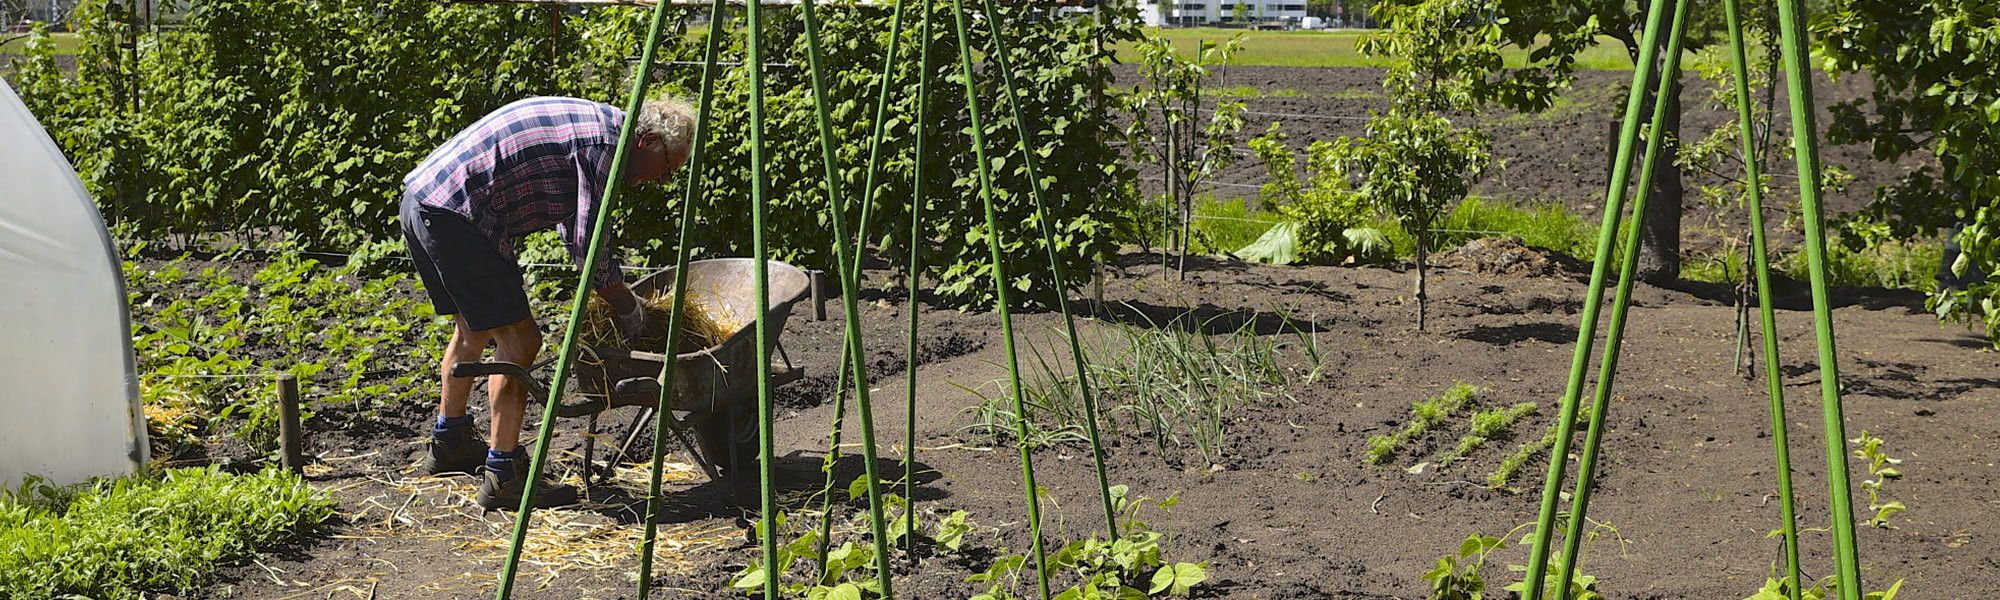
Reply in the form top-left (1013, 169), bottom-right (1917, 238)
top-left (692, 408), bottom-right (762, 506)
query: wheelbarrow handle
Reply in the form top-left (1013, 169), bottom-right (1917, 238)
top-left (450, 360), bottom-right (551, 403)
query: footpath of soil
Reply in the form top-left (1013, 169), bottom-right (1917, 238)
top-left (181, 244), bottom-right (1999, 600)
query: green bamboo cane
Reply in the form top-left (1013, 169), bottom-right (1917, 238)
top-left (951, 0), bottom-right (1051, 596)
top-left (492, 0), bottom-right (676, 595)
top-left (849, 0), bottom-right (914, 558)
top-left (1773, 0), bottom-right (1863, 596)
top-left (974, 0), bottom-right (1120, 541)
top-left (814, 350), bottom-right (851, 576)
top-left (1550, 0), bottom-right (1692, 593)
top-left (1721, 0), bottom-right (1803, 596)
top-left (812, 0), bottom-right (913, 568)
top-left (1517, 0), bottom-right (1673, 596)
top-left (636, 2), bottom-right (728, 597)
top-left (745, 0), bottom-right (778, 595)
top-left (902, 0), bottom-right (937, 555)
top-left (798, 0), bottom-right (899, 595)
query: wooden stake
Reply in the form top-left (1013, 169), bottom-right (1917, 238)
top-left (277, 374), bottom-right (304, 473)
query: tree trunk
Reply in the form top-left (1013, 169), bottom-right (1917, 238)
top-left (1637, 30), bottom-right (1686, 284)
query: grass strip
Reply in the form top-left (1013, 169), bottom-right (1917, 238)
top-left (1365, 382), bottom-right (1479, 465)
top-left (0, 466), bottom-right (335, 600)
top-left (1112, 29), bottom-right (1636, 70)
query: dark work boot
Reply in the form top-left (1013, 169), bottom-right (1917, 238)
top-left (425, 416), bottom-right (486, 475)
top-left (476, 452), bottom-right (578, 511)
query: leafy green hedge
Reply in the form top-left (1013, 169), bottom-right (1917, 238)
top-left (0, 466), bottom-right (336, 600)
top-left (12, 0), bottom-right (1140, 306)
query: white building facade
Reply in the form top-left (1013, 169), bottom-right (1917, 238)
top-left (1135, 0), bottom-right (1308, 28)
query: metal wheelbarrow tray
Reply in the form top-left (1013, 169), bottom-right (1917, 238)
top-left (569, 258), bottom-right (811, 418)
top-left (452, 258), bottom-right (811, 485)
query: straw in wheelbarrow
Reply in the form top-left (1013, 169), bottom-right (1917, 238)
top-left (579, 288), bottom-right (735, 354)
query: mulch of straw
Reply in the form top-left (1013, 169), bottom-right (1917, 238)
top-left (579, 289), bottom-right (737, 355)
top-left (329, 447), bottom-right (738, 591)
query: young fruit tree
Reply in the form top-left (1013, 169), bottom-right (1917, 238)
top-left (1366, 0), bottom-right (1737, 284)
top-left (1123, 35), bottom-right (1248, 279)
top-left (1334, 0), bottom-right (1495, 330)
top-left (1329, 111), bottom-right (1490, 331)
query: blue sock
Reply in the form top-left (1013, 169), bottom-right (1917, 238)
top-left (486, 449), bottom-right (520, 481)
top-left (433, 414), bottom-right (472, 437)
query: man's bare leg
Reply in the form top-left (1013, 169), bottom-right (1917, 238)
top-left (485, 317), bottom-right (542, 453)
top-left (427, 315), bottom-right (497, 475)
top-left (440, 315), bottom-right (494, 419)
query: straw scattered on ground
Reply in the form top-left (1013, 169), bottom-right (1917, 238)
top-left (336, 451), bottom-right (737, 589)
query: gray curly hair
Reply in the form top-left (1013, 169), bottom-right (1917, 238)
top-left (635, 97), bottom-right (696, 155)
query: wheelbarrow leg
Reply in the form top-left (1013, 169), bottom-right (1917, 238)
top-left (594, 406), bottom-right (653, 486)
top-left (582, 412), bottom-right (599, 493)
top-left (601, 407), bottom-right (727, 483)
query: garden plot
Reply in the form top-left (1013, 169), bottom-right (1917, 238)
top-left (120, 244), bottom-right (1999, 600)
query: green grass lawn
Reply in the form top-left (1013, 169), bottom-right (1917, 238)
top-left (1116, 28), bottom-right (1637, 70)
top-left (0, 32), bottom-right (83, 55)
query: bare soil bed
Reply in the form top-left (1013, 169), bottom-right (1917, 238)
top-left (162, 244), bottom-right (1998, 600)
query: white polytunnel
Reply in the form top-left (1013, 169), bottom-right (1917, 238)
top-left (0, 78), bottom-right (148, 487)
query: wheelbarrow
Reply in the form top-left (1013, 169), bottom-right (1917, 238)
top-left (451, 258), bottom-right (811, 489)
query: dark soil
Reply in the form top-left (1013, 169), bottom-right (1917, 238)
top-left (165, 239), bottom-right (1998, 600)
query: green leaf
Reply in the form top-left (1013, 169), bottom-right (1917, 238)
top-left (823, 583), bottom-right (864, 600)
top-left (1148, 562), bottom-right (1208, 597)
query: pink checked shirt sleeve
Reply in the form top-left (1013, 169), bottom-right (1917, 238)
top-left (558, 143), bottom-right (622, 290)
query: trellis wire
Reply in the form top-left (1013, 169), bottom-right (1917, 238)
top-left (975, 0), bottom-right (1120, 539)
top-left (1775, 0), bottom-right (1864, 593)
top-left (490, 0), bottom-right (677, 595)
top-left (1517, 0), bottom-right (1673, 594)
top-left (797, 0), bottom-right (900, 594)
top-left (634, 1), bottom-right (727, 597)
top-left (950, 0), bottom-right (1052, 596)
top-left (1551, 0), bottom-right (1692, 590)
top-left (1722, 0), bottom-right (1803, 595)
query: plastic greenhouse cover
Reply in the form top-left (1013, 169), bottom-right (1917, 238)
top-left (0, 79), bottom-right (147, 487)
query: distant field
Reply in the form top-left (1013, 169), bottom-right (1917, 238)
top-left (0, 32), bottom-right (82, 55)
top-left (1115, 28), bottom-right (1637, 70)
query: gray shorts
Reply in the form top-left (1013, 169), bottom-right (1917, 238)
top-left (400, 195), bottom-right (532, 332)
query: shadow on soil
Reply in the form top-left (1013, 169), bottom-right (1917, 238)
top-left (570, 454), bottom-right (947, 526)
top-left (1656, 277), bottom-right (1931, 314)
top-left (1087, 299), bottom-right (1327, 335)
top-left (1453, 321), bottom-right (1579, 345)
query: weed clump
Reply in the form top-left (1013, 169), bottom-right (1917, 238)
top-left (1487, 405), bottom-right (1594, 489)
top-left (1365, 382), bottom-right (1479, 464)
top-left (1438, 402), bottom-right (1538, 467)
top-left (0, 466), bottom-right (335, 599)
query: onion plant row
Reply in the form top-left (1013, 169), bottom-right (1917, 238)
top-left (963, 308), bottom-right (1324, 468)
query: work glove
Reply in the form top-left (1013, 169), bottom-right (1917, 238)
top-left (614, 303), bottom-right (652, 344)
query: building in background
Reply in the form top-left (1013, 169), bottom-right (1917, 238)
top-left (1135, 0), bottom-right (1307, 28)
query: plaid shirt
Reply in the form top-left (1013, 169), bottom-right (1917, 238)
top-left (404, 97), bottom-right (625, 289)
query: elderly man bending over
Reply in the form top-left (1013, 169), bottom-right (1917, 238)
top-left (401, 96), bottom-right (693, 510)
